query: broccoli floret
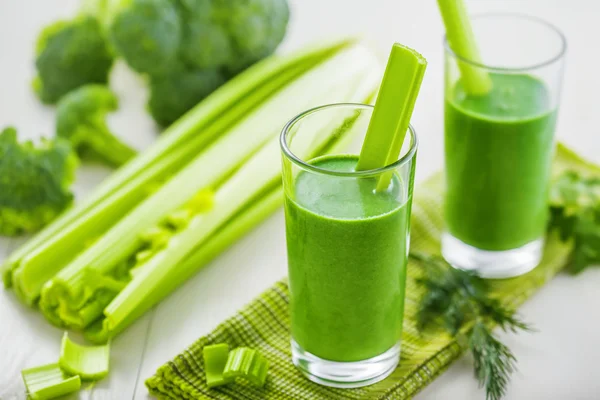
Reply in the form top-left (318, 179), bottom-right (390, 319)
top-left (34, 16), bottom-right (114, 104)
top-left (56, 85), bottom-right (137, 167)
top-left (0, 127), bottom-right (78, 236)
top-left (106, 0), bottom-right (181, 76)
top-left (147, 66), bottom-right (226, 126)
top-left (177, 0), bottom-right (290, 74)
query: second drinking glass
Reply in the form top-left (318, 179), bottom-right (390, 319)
top-left (442, 13), bottom-right (566, 278)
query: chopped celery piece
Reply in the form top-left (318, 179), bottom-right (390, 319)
top-left (437, 0), bottom-right (492, 95)
top-left (59, 333), bottom-right (110, 380)
top-left (223, 348), bottom-right (269, 387)
top-left (203, 344), bottom-right (233, 388)
top-left (357, 43), bottom-right (426, 191)
top-left (22, 363), bottom-right (81, 399)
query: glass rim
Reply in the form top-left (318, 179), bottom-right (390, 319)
top-left (443, 12), bottom-right (567, 72)
top-left (280, 103), bottom-right (418, 178)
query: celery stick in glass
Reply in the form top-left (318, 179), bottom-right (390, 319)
top-left (356, 43), bottom-right (426, 190)
top-left (437, 0), bottom-right (492, 95)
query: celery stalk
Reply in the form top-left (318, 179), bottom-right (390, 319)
top-left (203, 344), bottom-right (233, 388)
top-left (437, 0), bottom-right (492, 95)
top-left (3, 37), bottom-right (353, 289)
top-left (223, 348), bottom-right (269, 387)
top-left (40, 45), bottom-right (379, 329)
top-left (356, 43), bottom-right (426, 191)
top-left (21, 363), bottom-right (81, 400)
top-left (59, 333), bottom-right (110, 380)
top-left (100, 67), bottom-right (380, 336)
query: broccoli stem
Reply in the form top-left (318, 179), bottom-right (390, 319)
top-left (85, 127), bottom-right (138, 167)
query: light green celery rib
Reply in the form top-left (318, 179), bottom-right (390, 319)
top-left (203, 343), bottom-right (233, 388)
top-left (10, 58), bottom-right (311, 306)
top-left (59, 333), bottom-right (110, 380)
top-left (357, 43), bottom-right (426, 191)
top-left (40, 45), bottom-right (376, 329)
top-left (223, 347), bottom-right (269, 387)
top-left (2, 37), bottom-right (352, 289)
top-left (102, 66), bottom-right (381, 334)
top-left (437, 0), bottom-right (492, 95)
top-left (21, 363), bottom-right (81, 400)
top-left (84, 95), bottom-right (375, 342)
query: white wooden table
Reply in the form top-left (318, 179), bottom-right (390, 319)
top-left (1, 1), bottom-right (599, 399)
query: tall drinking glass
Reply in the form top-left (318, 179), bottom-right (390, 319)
top-left (442, 14), bottom-right (566, 278)
top-left (280, 104), bottom-right (417, 388)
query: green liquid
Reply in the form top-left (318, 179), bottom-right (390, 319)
top-left (445, 73), bottom-right (556, 250)
top-left (285, 155), bottom-right (409, 362)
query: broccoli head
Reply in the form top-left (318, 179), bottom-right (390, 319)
top-left (86, 0), bottom-right (289, 125)
top-left (34, 16), bottom-right (114, 104)
top-left (0, 127), bottom-right (78, 236)
top-left (177, 0), bottom-right (290, 74)
top-left (147, 66), bottom-right (226, 126)
top-left (106, 0), bottom-right (181, 76)
top-left (56, 84), bottom-right (138, 167)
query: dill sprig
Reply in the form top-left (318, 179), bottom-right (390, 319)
top-left (411, 252), bottom-right (530, 400)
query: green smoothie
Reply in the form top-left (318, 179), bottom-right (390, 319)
top-left (445, 73), bottom-right (556, 251)
top-left (285, 155), bottom-right (409, 362)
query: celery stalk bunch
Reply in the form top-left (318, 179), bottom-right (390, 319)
top-left (3, 39), bottom-right (381, 342)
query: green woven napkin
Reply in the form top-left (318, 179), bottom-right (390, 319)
top-left (146, 144), bottom-right (599, 400)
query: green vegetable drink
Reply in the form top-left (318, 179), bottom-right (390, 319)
top-left (281, 103), bottom-right (418, 389)
top-left (285, 155), bottom-right (409, 362)
top-left (440, 14), bottom-right (565, 278)
top-left (445, 73), bottom-right (556, 251)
